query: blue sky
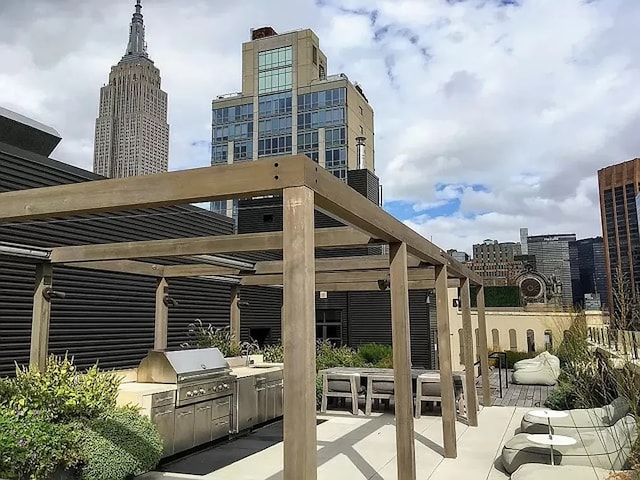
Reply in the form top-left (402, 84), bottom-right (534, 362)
top-left (1, 0), bottom-right (640, 252)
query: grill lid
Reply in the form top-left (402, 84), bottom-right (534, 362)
top-left (137, 347), bottom-right (231, 384)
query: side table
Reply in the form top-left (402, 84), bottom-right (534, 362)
top-left (526, 433), bottom-right (577, 465)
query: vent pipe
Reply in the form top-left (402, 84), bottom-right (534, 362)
top-left (355, 136), bottom-right (366, 170)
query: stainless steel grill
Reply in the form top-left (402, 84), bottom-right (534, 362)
top-left (137, 348), bottom-right (237, 456)
top-left (138, 347), bottom-right (235, 406)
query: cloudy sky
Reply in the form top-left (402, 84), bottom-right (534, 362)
top-left (1, 0), bottom-right (639, 253)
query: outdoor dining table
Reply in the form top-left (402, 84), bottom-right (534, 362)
top-left (318, 367), bottom-right (473, 415)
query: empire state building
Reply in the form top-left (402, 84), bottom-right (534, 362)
top-left (93, 0), bottom-right (169, 178)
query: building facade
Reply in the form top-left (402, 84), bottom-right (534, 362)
top-left (569, 237), bottom-right (607, 308)
top-left (93, 0), bottom-right (169, 178)
top-left (472, 239), bottom-right (521, 263)
top-left (526, 234), bottom-right (577, 306)
top-left (598, 159), bottom-right (640, 313)
top-left (210, 27), bottom-right (375, 220)
top-left (447, 249), bottom-right (470, 263)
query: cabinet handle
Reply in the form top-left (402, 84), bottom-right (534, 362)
top-left (198, 405), bottom-right (212, 412)
top-left (155, 410), bottom-right (174, 417)
top-left (178, 411), bottom-right (193, 418)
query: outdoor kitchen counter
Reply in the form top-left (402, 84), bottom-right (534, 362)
top-left (116, 382), bottom-right (177, 411)
top-left (231, 364), bottom-right (284, 379)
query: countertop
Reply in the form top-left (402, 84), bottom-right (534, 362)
top-left (232, 364), bottom-right (284, 379)
top-left (118, 382), bottom-right (177, 395)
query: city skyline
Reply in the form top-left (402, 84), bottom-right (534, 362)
top-left (1, 0), bottom-right (639, 252)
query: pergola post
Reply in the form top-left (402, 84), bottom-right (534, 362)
top-left (282, 186), bottom-right (317, 480)
top-left (460, 277), bottom-right (479, 427)
top-left (230, 286), bottom-right (241, 345)
top-left (29, 262), bottom-right (52, 371)
top-left (154, 277), bottom-right (169, 350)
top-left (476, 285), bottom-right (491, 406)
top-left (435, 264), bottom-right (457, 458)
top-left (389, 242), bottom-right (416, 480)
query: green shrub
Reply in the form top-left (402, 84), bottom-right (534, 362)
top-left (9, 355), bottom-right (122, 421)
top-left (181, 320), bottom-right (242, 357)
top-left (262, 342), bottom-right (284, 363)
top-left (76, 407), bottom-right (163, 480)
top-left (503, 351), bottom-right (537, 369)
top-left (315, 374), bottom-right (323, 410)
top-left (357, 343), bottom-right (393, 366)
top-left (0, 409), bottom-right (81, 480)
top-left (544, 380), bottom-right (578, 410)
top-left (316, 340), bottom-right (364, 371)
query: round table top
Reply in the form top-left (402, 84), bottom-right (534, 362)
top-left (527, 434), bottom-right (577, 446)
top-left (527, 409), bottom-right (569, 419)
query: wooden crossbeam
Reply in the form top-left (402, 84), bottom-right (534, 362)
top-left (315, 279), bottom-right (460, 291)
top-left (0, 157), bottom-right (305, 222)
top-left (59, 260), bottom-right (165, 277)
top-left (162, 264), bottom-right (239, 278)
top-left (49, 227), bottom-right (375, 264)
top-left (254, 254), bottom-right (422, 274)
top-left (241, 268), bottom-right (438, 286)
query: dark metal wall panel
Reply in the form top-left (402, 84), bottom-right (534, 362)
top-left (237, 286), bottom-right (283, 344)
top-left (0, 143), bottom-right (283, 375)
top-left (346, 290), bottom-right (431, 369)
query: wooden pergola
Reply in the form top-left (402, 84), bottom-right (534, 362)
top-left (0, 155), bottom-right (490, 480)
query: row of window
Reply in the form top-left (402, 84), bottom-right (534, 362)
top-left (258, 92), bottom-right (292, 117)
top-left (298, 108), bottom-right (345, 130)
top-left (258, 46), bottom-right (292, 71)
top-left (295, 127), bottom-right (345, 150)
top-left (213, 103), bottom-right (253, 124)
top-left (325, 148), bottom-right (347, 169)
top-left (234, 140), bottom-right (253, 160)
top-left (258, 135), bottom-right (292, 157)
top-left (258, 116), bottom-right (292, 137)
top-left (258, 67), bottom-right (292, 94)
top-left (298, 88), bottom-right (346, 111)
top-left (213, 122), bottom-right (253, 142)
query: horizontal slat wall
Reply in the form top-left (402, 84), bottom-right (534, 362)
top-left (0, 142), bottom-right (283, 375)
top-left (237, 286), bottom-right (283, 343)
top-left (347, 290), bottom-right (431, 369)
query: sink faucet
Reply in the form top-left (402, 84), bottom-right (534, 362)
top-left (240, 340), bottom-right (258, 366)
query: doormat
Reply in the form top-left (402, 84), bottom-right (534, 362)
top-left (158, 419), bottom-right (327, 475)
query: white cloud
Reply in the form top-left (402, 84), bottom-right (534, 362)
top-left (1, 0), bottom-right (638, 253)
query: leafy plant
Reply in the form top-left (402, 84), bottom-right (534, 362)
top-left (9, 354), bottom-right (122, 421)
top-left (0, 409), bottom-right (81, 480)
top-left (315, 374), bottom-right (323, 410)
top-left (181, 320), bottom-right (242, 357)
top-left (316, 340), bottom-right (364, 372)
top-left (262, 342), bottom-right (284, 363)
top-left (357, 343), bottom-right (393, 367)
top-left (544, 380), bottom-right (578, 410)
top-left (75, 407), bottom-right (163, 480)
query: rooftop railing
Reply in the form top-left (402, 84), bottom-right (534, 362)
top-left (588, 324), bottom-right (640, 362)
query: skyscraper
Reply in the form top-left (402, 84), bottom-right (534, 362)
top-left (93, 0), bottom-right (169, 178)
top-left (211, 26), bottom-right (375, 219)
top-left (598, 158), bottom-right (640, 312)
top-left (526, 234), bottom-right (577, 306)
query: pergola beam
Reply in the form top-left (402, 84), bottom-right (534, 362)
top-left (0, 157), bottom-right (306, 222)
top-left (305, 160), bottom-right (482, 284)
top-left (60, 260), bottom-right (165, 277)
top-left (49, 227), bottom-right (376, 264)
top-left (254, 255), bottom-right (422, 274)
top-left (315, 279), bottom-right (460, 292)
top-left (241, 268), bottom-right (439, 286)
top-left (162, 264), bottom-right (240, 278)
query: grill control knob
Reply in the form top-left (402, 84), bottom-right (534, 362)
top-left (186, 391), bottom-right (193, 398)
top-left (223, 384), bottom-right (229, 389)
top-left (199, 388), bottom-right (206, 395)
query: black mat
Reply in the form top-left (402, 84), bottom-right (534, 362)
top-left (157, 419), bottom-right (327, 475)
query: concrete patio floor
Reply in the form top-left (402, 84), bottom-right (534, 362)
top-left (141, 405), bottom-right (529, 480)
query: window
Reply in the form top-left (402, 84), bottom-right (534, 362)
top-left (297, 107), bottom-right (345, 130)
top-left (228, 122), bottom-right (253, 140)
top-left (211, 144), bottom-right (228, 163)
top-left (325, 147), bottom-right (346, 169)
top-left (213, 104), bottom-right (253, 124)
top-left (258, 92), bottom-right (292, 117)
top-left (258, 67), bottom-right (293, 94)
top-left (297, 131), bottom-right (318, 150)
top-left (526, 329), bottom-right (535, 353)
top-left (316, 309), bottom-right (342, 346)
top-left (319, 63), bottom-right (326, 80)
top-left (258, 116), bottom-right (292, 137)
top-left (258, 135), bottom-right (292, 157)
top-left (359, 105), bottom-right (363, 115)
top-left (233, 140), bottom-right (253, 161)
top-left (312, 45), bottom-right (318, 65)
top-left (325, 127), bottom-right (346, 147)
top-left (359, 125), bottom-right (364, 134)
top-left (297, 88), bottom-right (346, 111)
top-left (258, 46), bottom-right (292, 71)
top-left (303, 151), bottom-right (319, 162)
top-left (509, 329), bottom-right (517, 351)
top-left (491, 329), bottom-right (500, 351)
